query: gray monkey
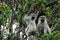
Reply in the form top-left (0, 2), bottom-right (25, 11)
top-left (37, 16), bottom-right (51, 34)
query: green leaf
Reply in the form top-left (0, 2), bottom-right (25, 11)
top-left (45, 11), bottom-right (51, 17)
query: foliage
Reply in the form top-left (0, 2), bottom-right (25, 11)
top-left (0, 0), bottom-right (60, 40)
top-left (0, 3), bottom-right (12, 25)
top-left (41, 31), bottom-right (60, 40)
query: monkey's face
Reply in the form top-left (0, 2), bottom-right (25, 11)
top-left (24, 13), bottom-right (37, 25)
top-left (30, 13), bottom-right (37, 20)
top-left (39, 16), bottom-right (47, 23)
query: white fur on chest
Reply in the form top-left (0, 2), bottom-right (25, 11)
top-left (25, 20), bottom-right (37, 36)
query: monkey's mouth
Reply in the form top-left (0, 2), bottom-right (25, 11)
top-left (41, 19), bottom-right (44, 23)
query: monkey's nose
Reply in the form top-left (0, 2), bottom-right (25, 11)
top-left (41, 19), bottom-right (44, 23)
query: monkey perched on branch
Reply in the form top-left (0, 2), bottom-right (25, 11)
top-left (37, 16), bottom-right (51, 35)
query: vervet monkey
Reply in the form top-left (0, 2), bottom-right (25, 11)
top-left (37, 16), bottom-right (51, 34)
top-left (23, 13), bottom-right (38, 25)
top-left (25, 13), bottom-right (37, 36)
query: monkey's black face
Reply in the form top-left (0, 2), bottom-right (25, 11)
top-left (31, 13), bottom-right (37, 20)
top-left (31, 16), bottom-right (35, 20)
top-left (39, 16), bottom-right (46, 23)
top-left (41, 19), bottom-right (44, 23)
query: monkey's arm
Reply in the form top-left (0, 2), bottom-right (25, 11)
top-left (47, 25), bottom-right (51, 34)
top-left (44, 24), bottom-right (51, 34)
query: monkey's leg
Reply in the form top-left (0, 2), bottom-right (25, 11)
top-left (47, 28), bottom-right (51, 34)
